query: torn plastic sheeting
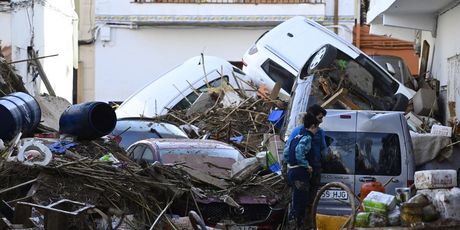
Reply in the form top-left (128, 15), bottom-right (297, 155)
top-left (48, 140), bottom-right (77, 154)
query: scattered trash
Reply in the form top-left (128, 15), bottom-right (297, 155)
top-left (48, 140), bottom-right (77, 154)
top-left (17, 139), bottom-right (52, 166)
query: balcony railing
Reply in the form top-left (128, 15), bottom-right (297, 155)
top-left (134, 0), bottom-right (324, 4)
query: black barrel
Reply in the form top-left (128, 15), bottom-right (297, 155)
top-left (0, 92), bottom-right (41, 141)
top-left (59, 101), bottom-right (117, 139)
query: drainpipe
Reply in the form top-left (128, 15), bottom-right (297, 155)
top-left (355, 19), bottom-right (361, 49)
top-left (334, 0), bottom-right (339, 34)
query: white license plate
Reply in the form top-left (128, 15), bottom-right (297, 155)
top-left (320, 189), bottom-right (349, 200)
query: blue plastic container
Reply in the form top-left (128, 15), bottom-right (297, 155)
top-left (59, 101), bottom-right (117, 139)
top-left (0, 92), bottom-right (41, 141)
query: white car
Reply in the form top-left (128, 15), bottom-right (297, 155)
top-left (116, 55), bottom-right (253, 119)
top-left (242, 16), bottom-right (415, 103)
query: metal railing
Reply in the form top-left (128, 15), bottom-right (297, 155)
top-left (134, 0), bottom-right (324, 4)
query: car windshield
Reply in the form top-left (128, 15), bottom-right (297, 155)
top-left (159, 148), bottom-right (243, 162)
top-left (371, 55), bottom-right (415, 90)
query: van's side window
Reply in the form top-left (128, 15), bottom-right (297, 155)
top-left (261, 59), bottom-right (296, 93)
top-left (171, 75), bottom-right (229, 111)
top-left (322, 131), bottom-right (355, 175)
top-left (355, 133), bottom-right (401, 176)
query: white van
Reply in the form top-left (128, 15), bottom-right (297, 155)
top-left (115, 55), bottom-right (252, 119)
top-left (242, 16), bottom-right (415, 103)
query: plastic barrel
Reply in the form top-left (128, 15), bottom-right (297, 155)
top-left (0, 92), bottom-right (41, 141)
top-left (59, 101), bottom-right (117, 139)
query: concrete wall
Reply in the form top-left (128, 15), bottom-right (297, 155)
top-left (431, 5), bottom-right (460, 86)
top-left (9, 0), bottom-right (76, 102)
top-left (433, 4), bottom-right (460, 118)
top-left (77, 0), bottom-right (96, 102)
top-left (94, 26), bottom-right (266, 101)
top-left (0, 12), bottom-right (11, 58)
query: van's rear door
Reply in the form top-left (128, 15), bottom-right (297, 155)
top-left (355, 112), bottom-right (407, 200)
top-left (319, 110), bottom-right (357, 215)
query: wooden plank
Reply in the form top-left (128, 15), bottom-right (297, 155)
top-left (28, 47), bottom-right (56, 96)
top-left (448, 101), bottom-right (456, 118)
top-left (321, 88), bottom-right (348, 108)
top-left (339, 94), bottom-right (360, 110)
top-left (269, 82), bottom-right (282, 100)
top-left (179, 167), bottom-right (229, 190)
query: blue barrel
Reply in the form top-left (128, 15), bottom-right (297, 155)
top-left (0, 92), bottom-right (41, 141)
top-left (59, 101), bottom-right (117, 139)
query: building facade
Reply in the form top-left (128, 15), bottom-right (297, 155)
top-left (85, 0), bottom-right (359, 102)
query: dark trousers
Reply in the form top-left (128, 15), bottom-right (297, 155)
top-left (287, 167), bottom-right (310, 227)
top-left (288, 167), bottom-right (321, 228)
top-left (305, 169), bottom-right (321, 218)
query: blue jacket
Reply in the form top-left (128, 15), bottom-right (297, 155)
top-left (283, 129), bottom-right (313, 168)
top-left (287, 125), bottom-right (326, 168)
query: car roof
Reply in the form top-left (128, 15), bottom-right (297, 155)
top-left (135, 138), bottom-right (238, 150)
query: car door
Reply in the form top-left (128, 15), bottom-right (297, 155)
top-left (318, 110), bottom-right (357, 215)
top-left (355, 112), bottom-right (407, 198)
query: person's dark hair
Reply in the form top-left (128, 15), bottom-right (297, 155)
top-left (303, 113), bottom-right (320, 129)
top-left (307, 104), bottom-right (327, 116)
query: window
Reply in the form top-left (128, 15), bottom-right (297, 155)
top-left (322, 131), bottom-right (355, 175)
top-left (159, 148), bottom-right (242, 161)
top-left (355, 133), bottom-right (401, 176)
top-left (129, 145), bottom-right (146, 161)
top-left (261, 59), bottom-right (296, 93)
top-left (142, 147), bottom-right (155, 163)
top-left (171, 75), bottom-right (229, 111)
top-left (305, 49), bottom-right (400, 111)
top-left (322, 132), bottom-right (401, 176)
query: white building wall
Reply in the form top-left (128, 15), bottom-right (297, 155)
top-left (10, 0), bottom-right (76, 102)
top-left (0, 12), bottom-right (11, 50)
top-left (431, 5), bottom-right (460, 86)
top-left (432, 5), bottom-right (460, 118)
top-left (95, 26), bottom-right (266, 101)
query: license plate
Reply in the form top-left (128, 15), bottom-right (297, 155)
top-left (320, 189), bottom-right (349, 200)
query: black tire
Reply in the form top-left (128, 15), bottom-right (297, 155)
top-left (392, 93), bottom-right (409, 111)
top-left (189, 210), bottom-right (207, 230)
top-left (307, 44), bottom-right (337, 75)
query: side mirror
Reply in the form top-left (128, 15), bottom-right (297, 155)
top-left (386, 63), bottom-right (396, 76)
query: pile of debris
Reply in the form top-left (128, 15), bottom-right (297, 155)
top-left (158, 96), bottom-right (286, 157)
top-left (0, 136), bottom-right (288, 229)
top-left (0, 56), bottom-right (27, 96)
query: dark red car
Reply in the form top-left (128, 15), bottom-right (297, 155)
top-left (126, 138), bottom-right (285, 229)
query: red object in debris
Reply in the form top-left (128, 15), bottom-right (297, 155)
top-left (34, 133), bottom-right (59, 138)
top-left (360, 180), bottom-right (385, 211)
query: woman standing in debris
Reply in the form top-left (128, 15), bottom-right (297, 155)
top-left (288, 105), bottom-right (328, 222)
top-left (283, 113), bottom-right (320, 229)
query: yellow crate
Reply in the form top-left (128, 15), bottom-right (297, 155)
top-left (316, 214), bottom-right (349, 230)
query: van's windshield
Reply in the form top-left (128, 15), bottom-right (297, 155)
top-left (322, 131), bottom-right (402, 176)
